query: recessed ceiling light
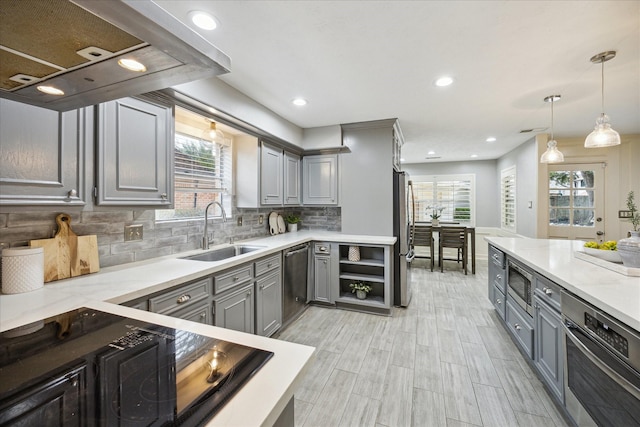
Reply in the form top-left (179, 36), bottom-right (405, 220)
top-left (470, 154), bottom-right (478, 158)
top-left (118, 58), bottom-right (147, 72)
top-left (434, 76), bottom-right (454, 87)
top-left (400, 158), bottom-right (405, 162)
top-left (292, 98), bottom-right (307, 106)
top-left (486, 137), bottom-right (497, 142)
top-left (427, 150), bottom-right (436, 155)
top-left (37, 85), bottom-right (64, 95)
top-left (189, 11), bottom-right (218, 30)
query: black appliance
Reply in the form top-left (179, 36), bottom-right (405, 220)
top-left (506, 258), bottom-right (534, 316)
top-left (0, 308), bottom-right (272, 427)
top-left (393, 170), bottom-right (415, 307)
top-left (561, 291), bottom-right (640, 427)
top-left (283, 243), bottom-right (309, 327)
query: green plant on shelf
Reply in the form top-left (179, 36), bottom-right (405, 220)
top-left (625, 191), bottom-right (640, 232)
top-left (349, 282), bottom-right (372, 294)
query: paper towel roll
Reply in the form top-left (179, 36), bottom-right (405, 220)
top-left (1, 247), bottom-right (44, 294)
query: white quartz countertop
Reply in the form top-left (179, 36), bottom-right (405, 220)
top-left (0, 231), bottom-right (395, 426)
top-left (485, 237), bottom-right (640, 332)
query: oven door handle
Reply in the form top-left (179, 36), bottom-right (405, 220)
top-left (563, 322), bottom-right (640, 400)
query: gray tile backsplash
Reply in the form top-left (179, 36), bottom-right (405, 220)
top-left (0, 205), bottom-right (341, 268)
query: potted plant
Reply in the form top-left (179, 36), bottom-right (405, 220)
top-left (349, 282), bottom-right (372, 300)
top-left (618, 191), bottom-right (640, 268)
top-left (427, 205), bottom-right (445, 226)
top-left (284, 214), bottom-right (301, 232)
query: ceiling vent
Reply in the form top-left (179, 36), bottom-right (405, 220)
top-left (0, 0), bottom-right (231, 111)
top-left (520, 127), bottom-right (548, 133)
top-left (425, 156), bottom-right (442, 160)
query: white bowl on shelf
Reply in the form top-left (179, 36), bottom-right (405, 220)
top-left (583, 247), bottom-right (622, 263)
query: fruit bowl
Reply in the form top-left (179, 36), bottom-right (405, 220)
top-left (583, 247), bottom-right (623, 263)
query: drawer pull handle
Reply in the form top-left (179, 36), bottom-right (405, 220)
top-left (267, 263), bottom-right (272, 268)
top-left (496, 274), bottom-right (502, 280)
top-left (177, 294), bottom-right (191, 304)
top-left (492, 254), bottom-right (499, 261)
top-left (200, 313), bottom-right (206, 319)
top-left (495, 298), bottom-right (502, 304)
top-left (514, 323), bottom-right (521, 331)
top-left (233, 276), bottom-right (239, 282)
top-left (543, 287), bottom-right (553, 296)
top-left (246, 293), bottom-right (251, 298)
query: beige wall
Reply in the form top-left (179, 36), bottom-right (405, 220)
top-left (536, 134), bottom-right (640, 241)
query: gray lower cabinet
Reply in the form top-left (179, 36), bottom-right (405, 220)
top-left (505, 299), bottom-right (534, 359)
top-left (256, 269), bottom-right (282, 337)
top-left (148, 278), bottom-right (213, 324)
top-left (0, 98), bottom-right (88, 206)
top-left (213, 283), bottom-right (255, 334)
top-left (534, 295), bottom-right (564, 400)
top-left (95, 96), bottom-right (173, 206)
top-left (313, 252), bottom-right (332, 303)
top-left (490, 283), bottom-right (506, 321)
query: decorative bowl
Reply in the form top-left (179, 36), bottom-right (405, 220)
top-left (583, 247), bottom-right (622, 263)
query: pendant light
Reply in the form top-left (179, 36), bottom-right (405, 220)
top-left (584, 51), bottom-right (621, 148)
top-left (201, 119), bottom-right (225, 143)
top-left (540, 95), bottom-right (564, 163)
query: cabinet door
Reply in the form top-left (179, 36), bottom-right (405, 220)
top-left (0, 363), bottom-right (87, 427)
top-left (283, 152), bottom-right (301, 205)
top-left (214, 284), bottom-right (255, 334)
top-left (534, 297), bottom-right (564, 400)
top-left (260, 142), bottom-right (283, 205)
top-left (256, 269), bottom-right (282, 337)
top-left (96, 96), bottom-right (173, 206)
top-left (303, 155), bottom-right (338, 205)
top-left (0, 99), bottom-right (87, 206)
top-left (314, 255), bottom-right (332, 303)
top-left (167, 301), bottom-right (212, 325)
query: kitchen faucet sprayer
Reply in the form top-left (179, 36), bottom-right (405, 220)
top-left (202, 201), bottom-right (227, 249)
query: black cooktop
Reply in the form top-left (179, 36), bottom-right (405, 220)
top-left (0, 308), bottom-right (273, 427)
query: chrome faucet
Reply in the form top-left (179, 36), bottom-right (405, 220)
top-left (202, 201), bottom-right (227, 250)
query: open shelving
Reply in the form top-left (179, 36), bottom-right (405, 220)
top-left (335, 244), bottom-right (391, 315)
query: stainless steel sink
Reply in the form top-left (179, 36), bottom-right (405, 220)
top-left (181, 245), bottom-right (266, 262)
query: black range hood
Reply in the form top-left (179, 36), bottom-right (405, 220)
top-left (0, 0), bottom-right (231, 111)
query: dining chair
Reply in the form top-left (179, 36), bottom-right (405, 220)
top-left (411, 225), bottom-right (434, 271)
top-left (439, 226), bottom-right (467, 274)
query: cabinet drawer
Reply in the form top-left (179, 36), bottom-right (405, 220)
top-left (149, 278), bottom-right (211, 314)
top-left (255, 254), bottom-right (281, 277)
top-left (506, 300), bottom-right (534, 358)
top-left (489, 245), bottom-right (505, 268)
top-left (491, 284), bottom-right (506, 321)
top-left (314, 242), bottom-right (331, 255)
top-left (166, 301), bottom-right (211, 325)
top-left (534, 274), bottom-right (561, 312)
top-left (214, 265), bottom-right (253, 294)
top-left (489, 262), bottom-right (506, 294)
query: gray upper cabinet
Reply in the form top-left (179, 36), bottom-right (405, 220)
top-left (284, 152), bottom-right (301, 205)
top-left (95, 96), bottom-right (173, 206)
top-left (303, 154), bottom-right (338, 205)
top-left (0, 98), bottom-right (88, 206)
top-left (260, 142), bottom-right (283, 205)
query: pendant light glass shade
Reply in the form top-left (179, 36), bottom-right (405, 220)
top-left (585, 51), bottom-right (621, 148)
top-left (540, 95), bottom-right (564, 163)
top-left (584, 113), bottom-right (621, 148)
top-left (201, 120), bottom-right (225, 143)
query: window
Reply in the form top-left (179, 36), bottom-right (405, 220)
top-left (156, 108), bottom-right (232, 221)
top-left (501, 166), bottom-right (516, 231)
top-left (412, 174), bottom-right (475, 225)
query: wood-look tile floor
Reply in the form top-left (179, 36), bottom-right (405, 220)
top-left (274, 259), bottom-right (572, 427)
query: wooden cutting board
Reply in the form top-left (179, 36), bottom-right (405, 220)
top-left (29, 213), bottom-right (99, 282)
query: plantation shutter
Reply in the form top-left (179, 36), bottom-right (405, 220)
top-left (501, 166), bottom-right (516, 231)
top-left (411, 175), bottom-right (474, 225)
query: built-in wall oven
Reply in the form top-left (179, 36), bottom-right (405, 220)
top-left (506, 258), bottom-right (534, 316)
top-left (561, 291), bottom-right (640, 427)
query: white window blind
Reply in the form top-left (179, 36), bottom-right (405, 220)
top-left (156, 131), bottom-right (232, 221)
top-left (412, 174), bottom-right (475, 225)
top-left (501, 166), bottom-right (516, 231)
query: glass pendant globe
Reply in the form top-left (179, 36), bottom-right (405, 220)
top-left (202, 122), bottom-right (225, 143)
top-left (540, 140), bottom-right (564, 163)
top-left (584, 114), bottom-right (621, 148)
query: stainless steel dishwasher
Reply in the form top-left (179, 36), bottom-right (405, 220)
top-left (282, 243), bottom-right (309, 326)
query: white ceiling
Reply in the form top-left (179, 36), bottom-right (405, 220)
top-left (157, 1), bottom-right (640, 163)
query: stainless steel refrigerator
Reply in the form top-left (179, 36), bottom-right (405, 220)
top-left (393, 170), bottom-right (415, 307)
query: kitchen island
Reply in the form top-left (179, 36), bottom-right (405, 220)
top-left (486, 237), bottom-right (640, 332)
top-left (0, 231), bottom-right (395, 426)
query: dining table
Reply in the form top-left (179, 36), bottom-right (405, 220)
top-left (413, 222), bottom-right (476, 274)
